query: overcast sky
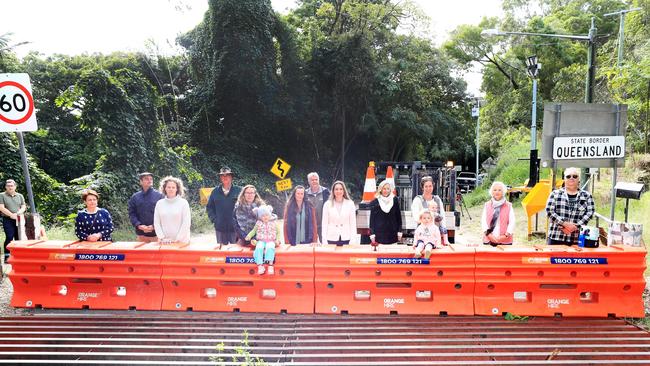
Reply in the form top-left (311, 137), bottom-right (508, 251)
top-left (2, 0), bottom-right (503, 94)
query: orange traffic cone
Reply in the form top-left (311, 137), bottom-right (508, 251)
top-left (385, 165), bottom-right (397, 195)
top-left (362, 161), bottom-right (377, 202)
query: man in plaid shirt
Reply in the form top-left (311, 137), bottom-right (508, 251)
top-left (545, 167), bottom-right (595, 245)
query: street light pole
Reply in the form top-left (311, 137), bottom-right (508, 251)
top-left (471, 99), bottom-right (481, 181)
top-left (481, 19), bottom-right (597, 188)
top-left (525, 55), bottom-right (541, 187)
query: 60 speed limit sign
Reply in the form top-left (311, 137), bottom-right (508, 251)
top-left (0, 73), bottom-right (38, 132)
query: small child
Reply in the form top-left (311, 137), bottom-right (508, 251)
top-left (246, 205), bottom-right (281, 275)
top-left (413, 210), bottom-right (442, 259)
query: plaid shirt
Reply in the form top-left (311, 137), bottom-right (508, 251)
top-left (545, 188), bottom-right (595, 243)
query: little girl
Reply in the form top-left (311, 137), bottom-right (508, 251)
top-left (413, 210), bottom-right (442, 259)
top-left (246, 205), bottom-right (281, 275)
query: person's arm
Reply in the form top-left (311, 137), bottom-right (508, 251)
top-left (411, 197), bottom-right (422, 223)
top-left (75, 213), bottom-right (89, 241)
top-left (310, 206), bottom-right (318, 243)
top-left (283, 205), bottom-right (290, 244)
top-left (0, 203), bottom-right (12, 218)
top-left (433, 225), bottom-right (442, 247)
top-left (128, 196), bottom-right (141, 228)
top-left (413, 226), bottom-right (422, 244)
top-left (17, 195), bottom-right (26, 215)
top-left (177, 200), bottom-right (191, 243)
top-left (245, 224), bottom-right (258, 241)
top-left (394, 197), bottom-right (402, 236)
top-left (233, 207), bottom-right (247, 240)
top-left (321, 201), bottom-right (330, 243)
top-left (368, 199), bottom-right (378, 236)
top-left (348, 200), bottom-right (357, 244)
top-left (206, 190), bottom-right (217, 224)
top-left (154, 202), bottom-right (165, 240)
top-left (275, 220), bottom-right (283, 245)
top-left (102, 209), bottom-right (114, 241)
top-left (506, 204), bottom-right (516, 236)
top-left (545, 190), bottom-right (564, 225)
top-left (576, 193), bottom-right (596, 227)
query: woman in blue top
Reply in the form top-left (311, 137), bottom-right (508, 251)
top-left (75, 189), bottom-right (114, 242)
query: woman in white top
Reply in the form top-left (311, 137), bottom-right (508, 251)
top-left (411, 176), bottom-right (448, 245)
top-left (154, 176), bottom-right (191, 244)
top-left (480, 181), bottom-right (515, 245)
top-left (321, 180), bottom-right (357, 245)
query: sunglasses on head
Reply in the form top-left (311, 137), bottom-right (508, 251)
top-left (565, 174), bottom-right (579, 179)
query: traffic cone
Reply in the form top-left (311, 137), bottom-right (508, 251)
top-left (362, 161), bottom-right (377, 202)
top-left (385, 165), bottom-right (397, 195)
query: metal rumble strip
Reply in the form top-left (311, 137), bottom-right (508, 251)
top-left (0, 312), bottom-right (649, 365)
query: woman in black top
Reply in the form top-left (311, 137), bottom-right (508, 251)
top-left (369, 180), bottom-right (402, 244)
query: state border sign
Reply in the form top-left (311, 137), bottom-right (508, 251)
top-left (541, 103), bottom-right (627, 168)
top-left (0, 73), bottom-right (38, 132)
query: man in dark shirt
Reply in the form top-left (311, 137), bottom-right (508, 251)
top-left (545, 167), bottom-right (595, 245)
top-left (207, 167), bottom-right (241, 244)
top-left (128, 172), bottom-right (164, 242)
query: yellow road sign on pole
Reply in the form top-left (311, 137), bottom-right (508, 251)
top-left (270, 158), bottom-right (291, 179)
top-left (275, 178), bottom-right (292, 192)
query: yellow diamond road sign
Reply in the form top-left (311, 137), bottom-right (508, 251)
top-left (275, 178), bottom-right (292, 192)
top-left (270, 158), bottom-right (291, 179)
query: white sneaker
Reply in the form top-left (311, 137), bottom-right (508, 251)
top-left (257, 265), bottom-right (265, 275)
top-left (267, 266), bottom-right (274, 275)
top-left (414, 251), bottom-right (422, 258)
top-left (424, 248), bottom-right (432, 259)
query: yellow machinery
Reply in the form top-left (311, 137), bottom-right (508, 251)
top-left (520, 178), bottom-right (563, 238)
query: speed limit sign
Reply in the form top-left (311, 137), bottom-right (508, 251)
top-left (0, 73), bottom-right (38, 132)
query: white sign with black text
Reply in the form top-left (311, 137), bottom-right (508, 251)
top-left (553, 136), bottom-right (625, 160)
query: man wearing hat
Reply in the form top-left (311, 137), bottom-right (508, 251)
top-left (128, 172), bottom-right (164, 242)
top-left (207, 167), bottom-right (241, 244)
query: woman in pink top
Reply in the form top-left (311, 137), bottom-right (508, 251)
top-left (480, 181), bottom-right (515, 245)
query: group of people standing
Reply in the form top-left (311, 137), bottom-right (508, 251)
top-left (1, 166), bottom-right (596, 263)
top-left (74, 173), bottom-right (192, 245)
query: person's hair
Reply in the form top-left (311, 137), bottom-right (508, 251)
top-left (375, 180), bottom-right (393, 198)
top-left (419, 210), bottom-right (433, 220)
top-left (237, 184), bottom-right (264, 206)
top-left (307, 172), bottom-right (319, 181)
top-left (81, 189), bottom-right (99, 202)
top-left (287, 185), bottom-right (312, 209)
top-left (489, 181), bottom-right (507, 198)
top-left (5, 179), bottom-right (16, 186)
top-left (328, 180), bottom-right (351, 202)
top-left (563, 167), bottom-right (580, 177)
top-left (159, 176), bottom-right (185, 197)
top-left (420, 176), bottom-right (435, 190)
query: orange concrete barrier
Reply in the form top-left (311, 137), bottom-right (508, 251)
top-left (160, 243), bottom-right (314, 313)
top-left (8, 240), bottom-right (163, 310)
top-left (474, 244), bottom-right (646, 317)
top-left (314, 244), bottom-right (475, 315)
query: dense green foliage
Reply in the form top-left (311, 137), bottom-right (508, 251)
top-left (0, 0), bottom-right (648, 228)
top-left (445, 0), bottom-right (650, 157)
top-left (0, 0), bottom-right (473, 225)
